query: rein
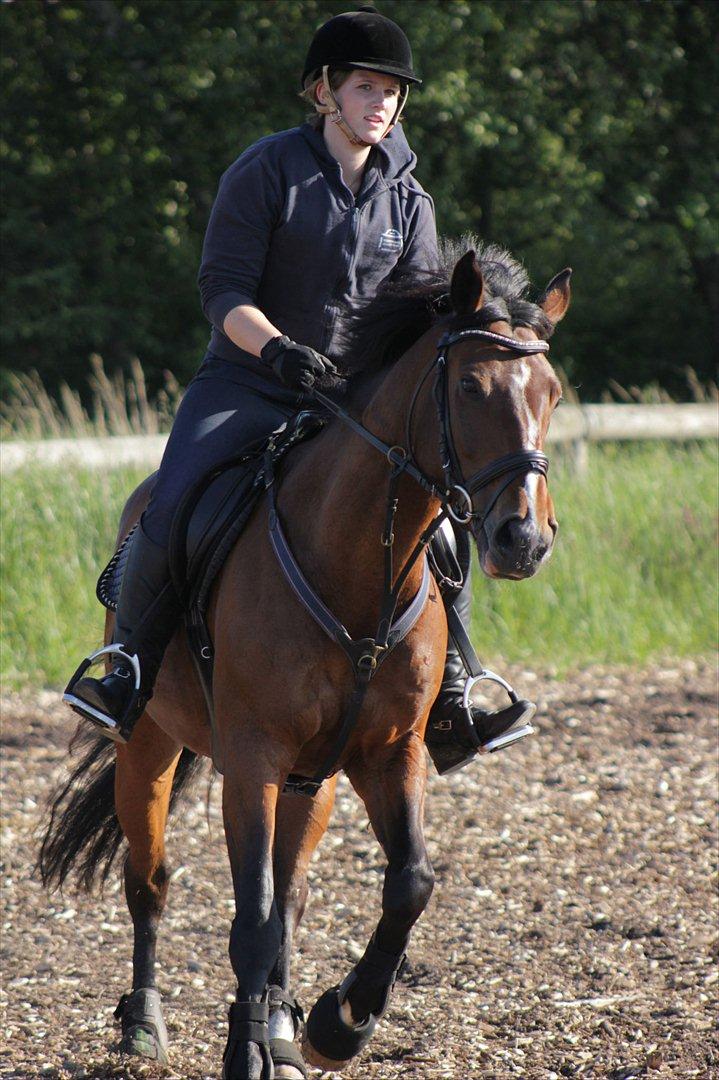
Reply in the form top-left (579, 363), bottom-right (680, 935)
top-left (271, 326), bottom-right (551, 797)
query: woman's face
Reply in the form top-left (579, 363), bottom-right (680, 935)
top-left (327, 69), bottom-right (402, 144)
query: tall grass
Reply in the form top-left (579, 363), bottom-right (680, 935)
top-left (0, 357), bottom-right (183, 439)
top-left (1, 442), bottom-right (716, 689)
top-left (1, 362), bottom-right (716, 441)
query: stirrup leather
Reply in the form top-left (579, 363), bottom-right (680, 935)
top-left (63, 643), bottom-right (142, 738)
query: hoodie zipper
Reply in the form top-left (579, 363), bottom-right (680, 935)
top-left (322, 200), bottom-right (363, 355)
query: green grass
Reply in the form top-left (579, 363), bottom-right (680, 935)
top-left (1, 465), bottom-right (150, 688)
top-left (1, 443), bottom-right (717, 688)
top-left (471, 441), bottom-right (718, 668)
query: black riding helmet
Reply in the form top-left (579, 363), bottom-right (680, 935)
top-left (302, 6), bottom-right (421, 87)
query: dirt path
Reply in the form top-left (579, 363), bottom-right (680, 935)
top-left (1, 660), bottom-right (717, 1079)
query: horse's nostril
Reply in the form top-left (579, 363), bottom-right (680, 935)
top-left (494, 518), bottom-right (517, 554)
top-left (493, 517), bottom-right (549, 562)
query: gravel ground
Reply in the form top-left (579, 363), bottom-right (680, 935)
top-left (1, 660), bottom-right (717, 1080)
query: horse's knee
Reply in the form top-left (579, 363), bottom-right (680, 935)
top-left (383, 858), bottom-right (434, 926)
top-left (229, 900), bottom-right (282, 948)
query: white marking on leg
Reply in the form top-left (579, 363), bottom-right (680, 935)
top-left (268, 1004), bottom-right (295, 1042)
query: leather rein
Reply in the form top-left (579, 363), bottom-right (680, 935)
top-left (270, 326), bottom-right (551, 797)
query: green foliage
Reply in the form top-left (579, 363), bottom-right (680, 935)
top-left (2, 1), bottom-right (717, 398)
top-left (1, 444), bottom-right (716, 688)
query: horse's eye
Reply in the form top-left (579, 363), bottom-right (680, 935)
top-left (460, 376), bottom-right (479, 395)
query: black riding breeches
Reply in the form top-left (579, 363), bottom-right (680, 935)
top-left (142, 353), bottom-right (304, 547)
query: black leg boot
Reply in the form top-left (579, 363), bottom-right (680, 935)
top-left (63, 520), bottom-right (183, 743)
top-left (425, 558), bottom-right (536, 776)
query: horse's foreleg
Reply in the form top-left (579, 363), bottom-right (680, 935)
top-left (270, 776), bottom-right (337, 986)
top-left (221, 746), bottom-right (284, 1080)
top-left (114, 712), bottom-right (183, 1064)
top-left (266, 778), bottom-right (337, 1079)
top-left (303, 732), bottom-right (434, 1071)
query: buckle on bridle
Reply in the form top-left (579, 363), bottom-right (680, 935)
top-left (447, 484), bottom-right (474, 525)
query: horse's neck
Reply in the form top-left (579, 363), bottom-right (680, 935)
top-left (279, 340), bottom-right (441, 635)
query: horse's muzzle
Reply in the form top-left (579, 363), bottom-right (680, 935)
top-left (478, 513), bottom-right (556, 579)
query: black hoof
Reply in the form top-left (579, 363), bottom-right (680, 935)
top-left (114, 987), bottom-right (169, 1064)
top-left (303, 987), bottom-right (376, 1070)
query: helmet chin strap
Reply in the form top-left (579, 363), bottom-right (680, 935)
top-left (314, 65), bottom-right (409, 147)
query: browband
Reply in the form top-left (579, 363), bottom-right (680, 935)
top-left (439, 329), bottom-right (550, 355)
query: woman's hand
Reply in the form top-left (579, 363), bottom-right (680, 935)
top-left (261, 336), bottom-right (337, 390)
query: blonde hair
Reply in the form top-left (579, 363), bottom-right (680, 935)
top-left (299, 68), bottom-right (353, 127)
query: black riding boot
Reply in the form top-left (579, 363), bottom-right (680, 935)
top-left (63, 521), bottom-right (182, 743)
top-left (425, 557), bottom-right (536, 776)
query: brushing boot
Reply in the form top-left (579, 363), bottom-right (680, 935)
top-left (63, 521), bottom-right (182, 743)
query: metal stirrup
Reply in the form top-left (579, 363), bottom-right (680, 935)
top-left (73, 643), bottom-right (141, 689)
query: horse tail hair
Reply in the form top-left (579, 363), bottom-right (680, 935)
top-left (37, 732), bottom-right (203, 894)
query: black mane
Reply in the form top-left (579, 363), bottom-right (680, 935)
top-left (338, 237), bottom-right (554, 379)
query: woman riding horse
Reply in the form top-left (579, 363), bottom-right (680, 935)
top-left (63, 9), bottom-right (532, 771)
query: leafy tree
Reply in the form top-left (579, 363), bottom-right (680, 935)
top-left (2, 0), bottom-right (716, 400)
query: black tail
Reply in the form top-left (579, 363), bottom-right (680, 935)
top-left (38, 731), bottom-right (204, 893)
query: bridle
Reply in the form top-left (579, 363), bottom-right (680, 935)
top-left (275, 321), bottom-right (553, 797)
top-left (317, 324), bottom-right (552, 531)
top-left (419, 326), bottom-right (550, 528)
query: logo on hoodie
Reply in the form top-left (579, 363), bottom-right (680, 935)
top-left (378, 228), bottom-right (403, 254)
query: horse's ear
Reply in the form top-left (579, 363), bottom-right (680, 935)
top-left (450, 250), bottom-right (486, 315)
top-left (539, 268), bottom-right (572, 324)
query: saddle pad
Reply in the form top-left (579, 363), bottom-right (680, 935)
top-left (96, 523), bottom-right (139, 612)
top-left (96, 467), bottom-right (261, 616)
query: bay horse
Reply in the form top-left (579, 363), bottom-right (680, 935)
top-left (40, 243), bottom-right (570, 1079)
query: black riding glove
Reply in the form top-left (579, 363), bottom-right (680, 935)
top-left (260, 335), bottom-right (337, 391)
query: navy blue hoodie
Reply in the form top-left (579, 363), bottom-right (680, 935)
top-left (198, 121), bottom-right (437, 379)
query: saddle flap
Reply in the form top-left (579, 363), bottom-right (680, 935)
top-left (183, 462), bottom-right (259, 585)
top-left (171, 408), bottom-right (326, 610)
top-left (97, 408), bottom-right (326, 618)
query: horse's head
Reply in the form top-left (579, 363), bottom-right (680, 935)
top-left (439, 250), bottom-right (571, 580)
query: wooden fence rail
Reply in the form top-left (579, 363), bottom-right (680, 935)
top-left (1, 404), bottom-right (717, 475)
